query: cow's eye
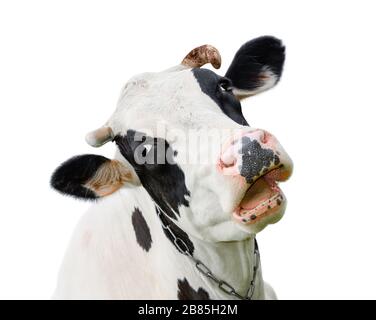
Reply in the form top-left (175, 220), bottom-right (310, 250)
top-left (218, 78), bottom-right (233, 92)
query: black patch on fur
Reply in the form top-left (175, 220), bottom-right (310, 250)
top-left (50, 154), bottom-right (109, 200)
top-left (115, 131), bottom-right (190, 220)
top-left (156, 206), bottom-right (194, 255)
top-left (225, 36), bottom-right (285, 92)
top-left (177, 278), bottom-right (210, 300)
top-left (239, 137), bottom-right (279, 183)
top-left (192, 68), bottom-right (248, 126)
top-left (132, 207), bottom-right (152, 252)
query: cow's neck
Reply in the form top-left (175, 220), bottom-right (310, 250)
top-left (180, 231), bottom-right (264, 299)
top-left (154, 204), bottom-right (265, 300)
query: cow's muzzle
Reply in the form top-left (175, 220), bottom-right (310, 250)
top-left (218, 129), bottom-right (293, 226)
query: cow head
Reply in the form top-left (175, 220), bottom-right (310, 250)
top-left (51, 36), bottom-right (293, 241)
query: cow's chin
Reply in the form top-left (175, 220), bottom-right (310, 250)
top-left (232, 174), bottom-right (287, 234)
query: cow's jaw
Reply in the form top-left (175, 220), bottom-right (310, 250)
top-left (232, 165), bottom-right (291, 233)
top-left (234, 171), bottom-right (285, 232)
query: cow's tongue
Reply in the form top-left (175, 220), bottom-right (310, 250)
top-left (239, 177), bottom-right (275, 211)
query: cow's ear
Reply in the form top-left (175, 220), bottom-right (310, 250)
top-left (225, 36), bottom-right (285, 100)
top-left (50, 154), bottom-right (138, 200)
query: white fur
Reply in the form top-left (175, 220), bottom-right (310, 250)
top-left (232, 68), bottom-right (278, 98)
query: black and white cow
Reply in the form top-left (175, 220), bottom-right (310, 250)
top-left (51, 36), bottom-right (293, 300)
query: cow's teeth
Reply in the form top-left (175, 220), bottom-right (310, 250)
top-left (240, 193), bottom-right (282, 217)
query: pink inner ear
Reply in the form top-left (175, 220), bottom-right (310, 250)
top-left (84, 160), bottom-right (134, 197)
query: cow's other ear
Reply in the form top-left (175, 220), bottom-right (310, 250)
top-left (225, 36), bottom-right (285, 100)
top-left (50, 154), bottom-right (138, 200)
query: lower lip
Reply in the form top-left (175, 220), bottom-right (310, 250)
top-left (233, 189), bottom-right (285, 225)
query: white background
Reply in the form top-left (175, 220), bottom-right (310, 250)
top-left (0, 0), bottom-right (375, 299)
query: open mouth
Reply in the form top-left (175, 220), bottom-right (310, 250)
top-left (233, 167), bottom-right (286, 225)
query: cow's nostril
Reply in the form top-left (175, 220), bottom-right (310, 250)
top-left (220, 157), bottom-right (237, 168)
top-left (261, 132), bottom-right (266, 143)
top-left (259, 131), bottom-right (272, 144)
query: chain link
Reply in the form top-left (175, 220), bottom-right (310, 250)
top-left (156, 206), bottom-right (259, 300)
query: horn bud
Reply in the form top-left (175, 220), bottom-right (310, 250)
top-left (85, 126), bottom-right (114, 147)
top-left (181, 44), bottom-right (221, 69)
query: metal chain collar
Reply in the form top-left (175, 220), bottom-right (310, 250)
top-left (156, 206), bottom-right (260, 300)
